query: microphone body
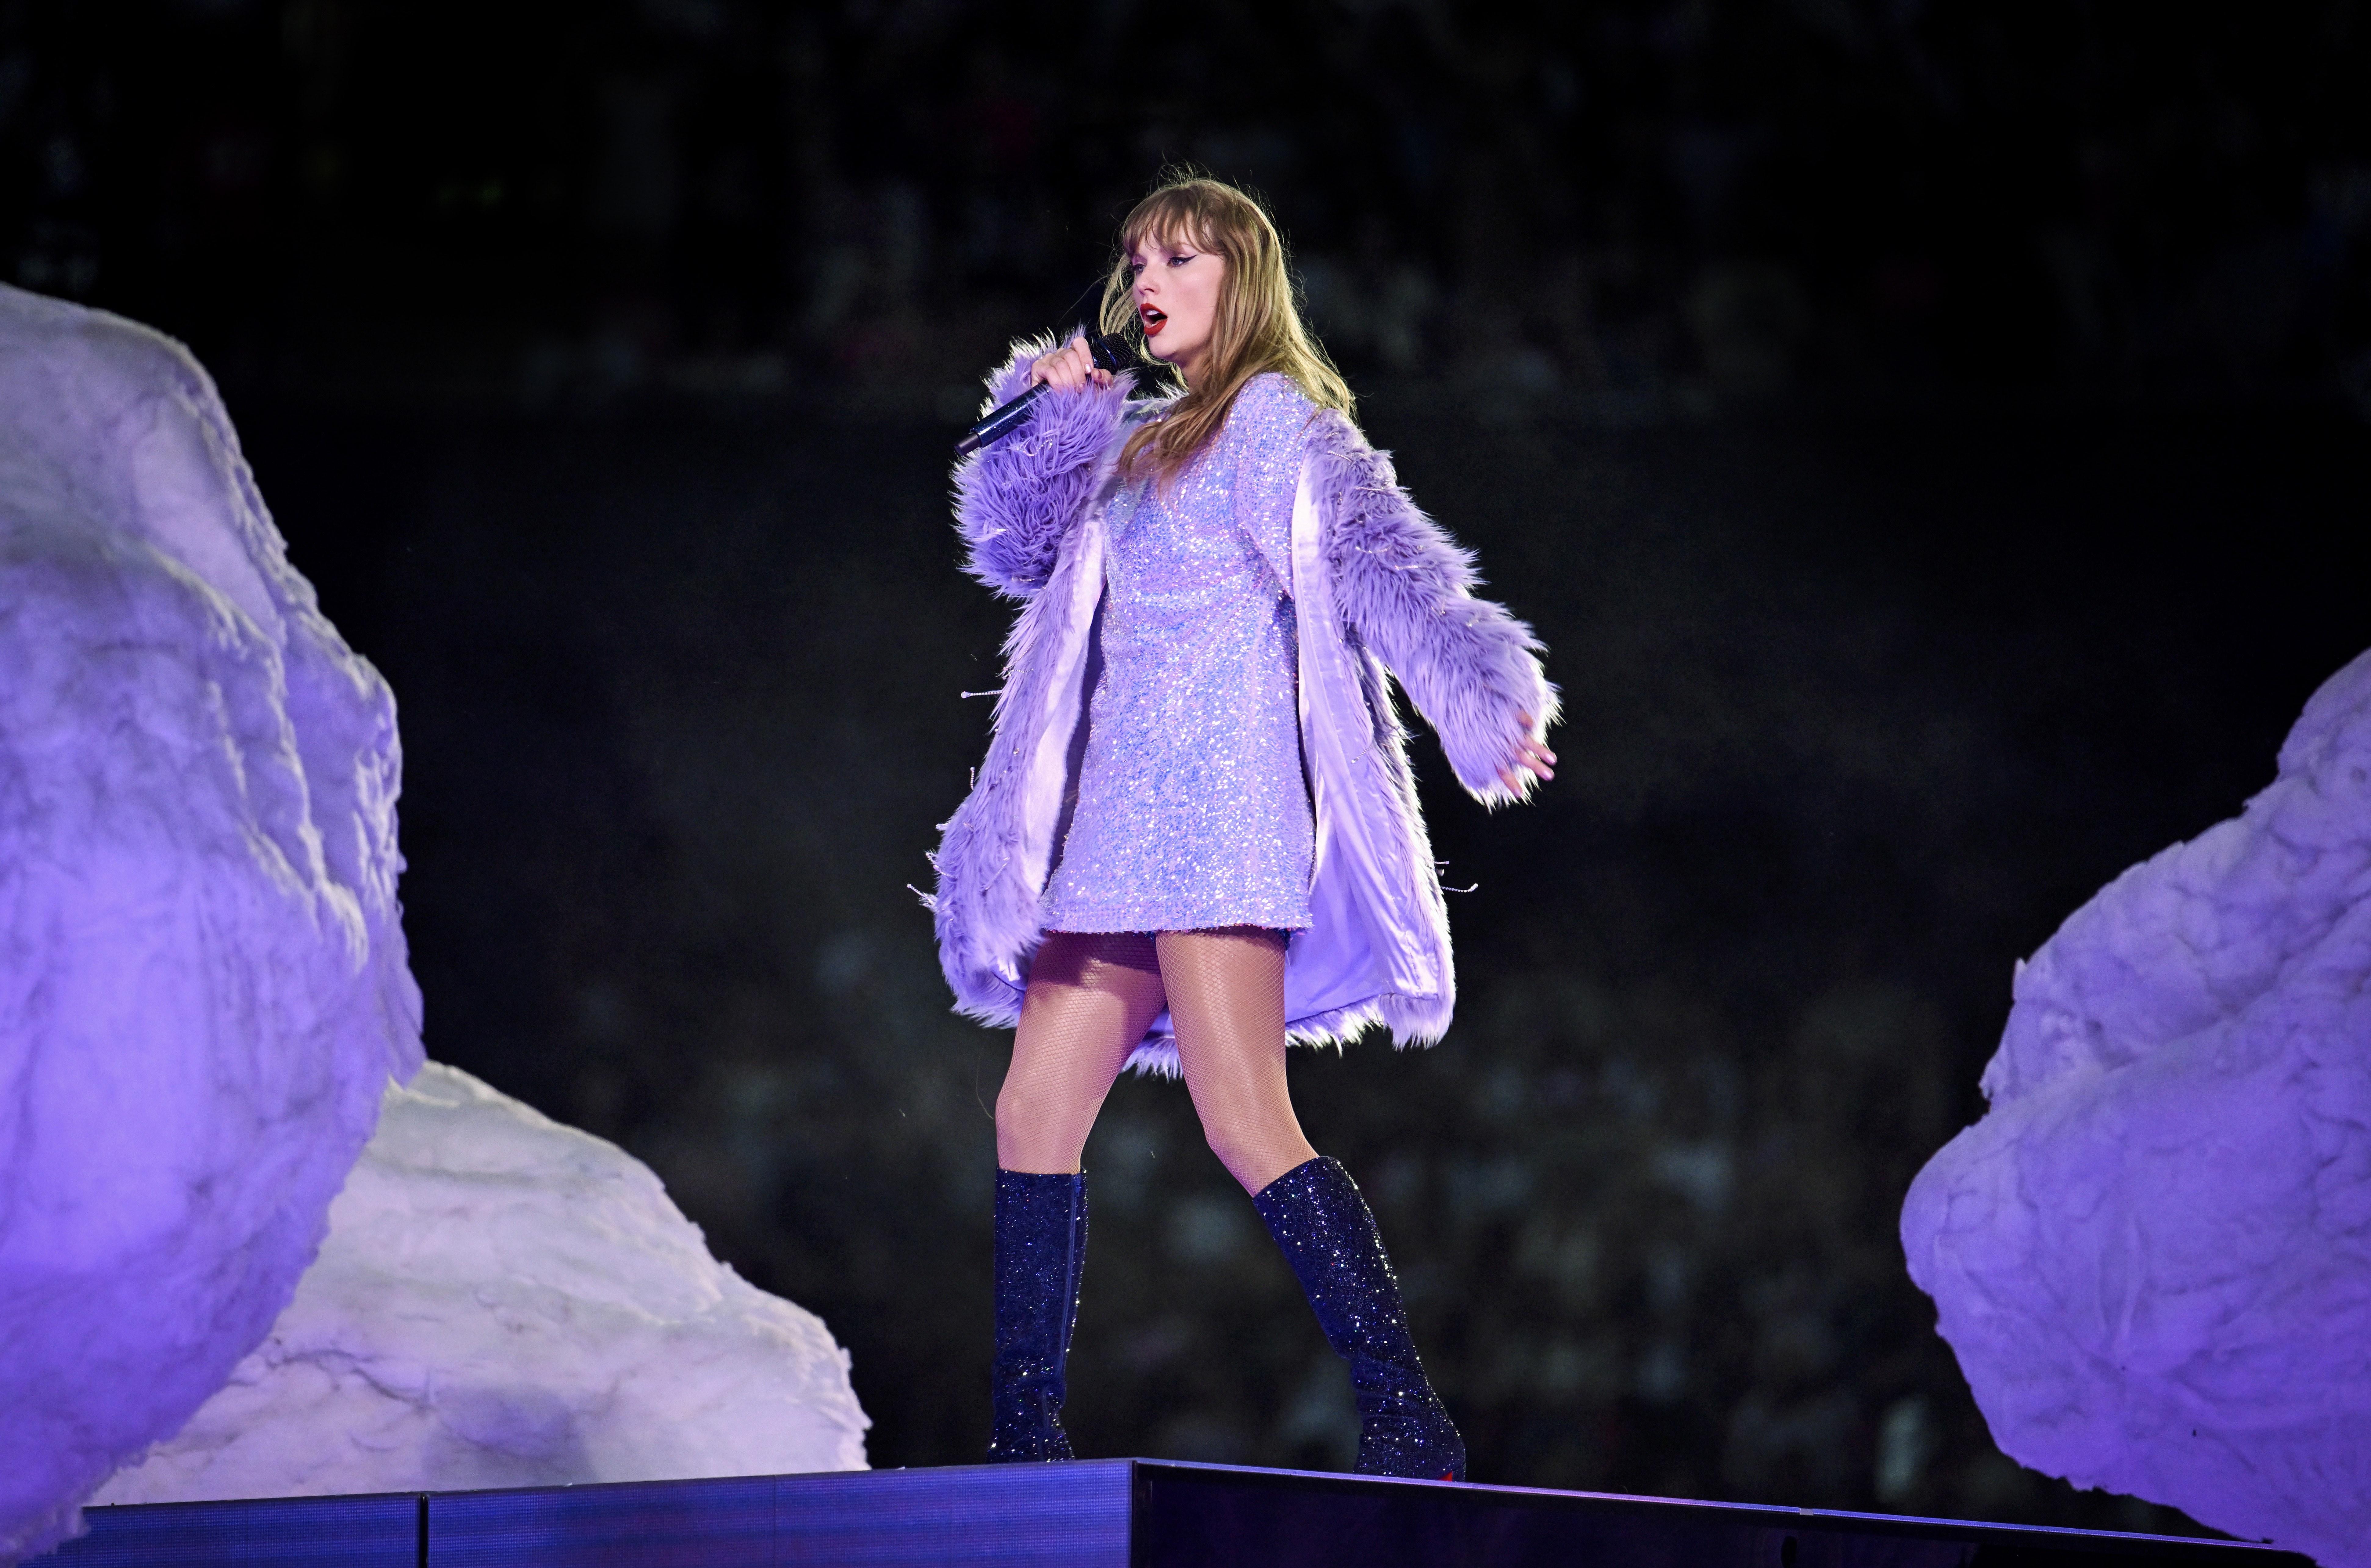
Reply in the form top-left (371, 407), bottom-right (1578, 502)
top-left (954, 333), bottom-right (1141, 457)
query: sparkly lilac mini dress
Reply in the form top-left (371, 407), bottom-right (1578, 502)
top-left (1040, 373), bottom-right (1316, 934)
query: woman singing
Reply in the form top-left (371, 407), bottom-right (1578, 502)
top-left (931, 175), bottom-right (1557, 1482)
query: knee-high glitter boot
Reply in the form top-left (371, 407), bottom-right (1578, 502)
top-left (988, 1169), bottom-right (1088, 1462)
top-left (1254, 1156), bottom-right (1467, 1482)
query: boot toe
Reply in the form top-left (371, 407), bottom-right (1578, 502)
top-left (1354, 1396), bottom-right (1466, 1482)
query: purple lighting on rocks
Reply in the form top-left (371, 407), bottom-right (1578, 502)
top-left (1904, 648), bottom-right (2371, 1566)
top-left (93, 1064), bottom-right (871, 1505)
top-left (0, 284), bottom-right (423, 1562)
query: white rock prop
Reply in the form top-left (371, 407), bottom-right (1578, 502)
top-left (1902, 648), bottom-right (2371, 1566)
top-left (0, 285), bottom-right (423, 1562)
top-left (95, 1062), bottom-right (870, 1501)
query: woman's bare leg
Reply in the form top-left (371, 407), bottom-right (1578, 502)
top-left (988, 931), bottom-right (1162, 1461)
top-left (1158, 927), bottom-right (1463, 1478)
top-left (1157, 927), bottom-right (1319, 1193)
top-left (996, 931), bottom-right (1168, 1173)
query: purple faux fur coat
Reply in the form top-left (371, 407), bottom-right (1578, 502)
top-left (929, 338), bottom-right (1558, 1075)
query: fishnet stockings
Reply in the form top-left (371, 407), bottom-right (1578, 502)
top-left (996, 927), bottom-right (1319, 1193)
top-left (996, 933), bottom-right (1164, 1176)
top-left (1159, 928), bottom-right (1320, 1192)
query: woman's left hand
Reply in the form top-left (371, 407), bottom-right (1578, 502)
top-left (1499, 712), bottom-right (1556, 793)
top-left (1028, 334), bottom-right (1113, 393)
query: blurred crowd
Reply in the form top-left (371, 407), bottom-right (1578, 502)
top-left (3, 0), bottom-right (2367, 411)
top-left (242, 381), bottom-right (2365, 1528)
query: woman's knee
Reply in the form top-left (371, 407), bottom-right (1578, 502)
top-left (1198, 1122), bottom-right (1256, 1179)
top-left (995, 1072), bottom-right (1073, 1141)
top-left (1197, 1101), bottom-right (1300, 1171)
top-left (1201, 1125), bottom-right (1312, 1194)
top-left (995, 1081), bottom-right (1088, 1171)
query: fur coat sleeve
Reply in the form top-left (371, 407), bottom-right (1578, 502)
top-left (1306, 411), bottom-right (1560, 807)
top-left (952, 335), bottom-right (1135, 598)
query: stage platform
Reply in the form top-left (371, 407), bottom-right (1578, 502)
top-left (38, 1460), bottom-right (2305, 1567)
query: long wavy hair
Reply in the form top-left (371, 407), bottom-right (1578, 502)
top-left (1097, 173), bottom-right (1353, 485)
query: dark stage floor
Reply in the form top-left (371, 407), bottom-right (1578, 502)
top-left (39, 1461), bottom-right (2309, 1567)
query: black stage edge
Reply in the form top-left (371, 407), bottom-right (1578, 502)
top-left (38, 1460), bottom-right (2304, 1567)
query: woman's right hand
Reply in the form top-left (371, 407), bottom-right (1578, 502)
top-left (1029, 334), bottom-right (1112, 392)
top-left (1498, 711), bottom-right (1557, 794)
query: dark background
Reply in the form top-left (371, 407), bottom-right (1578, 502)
top-left (7, 0), bottom-right (2368, 1536)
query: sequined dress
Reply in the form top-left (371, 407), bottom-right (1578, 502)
top-left (1040, 373), bottom-right (1316, 933)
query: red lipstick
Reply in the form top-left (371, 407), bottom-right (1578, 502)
top-left (1140, 304), bottom-right (1167, 337)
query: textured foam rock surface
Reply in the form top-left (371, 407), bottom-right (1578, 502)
top-left (0, 284), bottom-right (425, 1562)
top-left (96, 1063), bottom-right (870, 1501)
top-left (1902, 648), bottom-right (2371, 1567)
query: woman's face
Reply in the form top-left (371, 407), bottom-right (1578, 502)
top-left (1128, 230), bottom-right (1226, 384)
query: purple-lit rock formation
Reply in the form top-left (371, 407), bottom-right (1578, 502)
top-left (0, 284), bottom-right (424, 1562)
top-left (95, 1064), bottom-right (870, 1502)
top-left (1903, 649), bottom-right (2371, 1566)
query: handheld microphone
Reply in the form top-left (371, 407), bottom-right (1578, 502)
top-left (954, 332), bottom-right (1141, 457)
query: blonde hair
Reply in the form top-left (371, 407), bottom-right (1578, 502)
top-left (1097, 173), bottom-right (1354, 485)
